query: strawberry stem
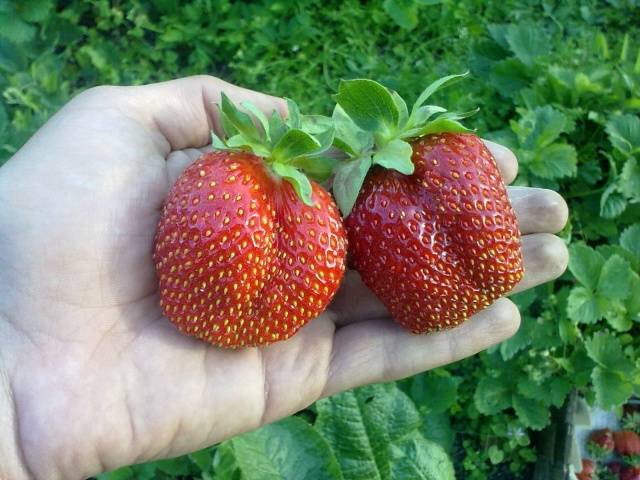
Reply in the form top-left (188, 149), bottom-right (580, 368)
top-left (212, 93), bottom-right (336, 206)
top-left (331, 73), bottom-right (477, 217)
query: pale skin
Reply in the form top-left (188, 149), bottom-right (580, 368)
top-left (0, 76), bottom-right (569, 480)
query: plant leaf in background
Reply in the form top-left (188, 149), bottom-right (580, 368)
top-left (230, 417), bottom-right (343, 480)
top-left (315, 383), bottom-right (454, 480)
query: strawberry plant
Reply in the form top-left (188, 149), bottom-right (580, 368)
top-left (2, 0), bottom-right (639, 479)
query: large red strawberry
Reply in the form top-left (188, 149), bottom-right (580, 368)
top-left (331, 74), bottom-right (524, 332)
top-left (590, 428), bottom-right (615, 459)
top-left (614, 431), bottom-right (640, 456)
top-left (154, 95), bottom-right (346, 347)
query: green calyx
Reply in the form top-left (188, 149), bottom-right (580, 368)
top-left (211, 93), bottom-right (336, 206)
top-left (331, 72), bottom-right (477, 217)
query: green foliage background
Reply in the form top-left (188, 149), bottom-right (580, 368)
top-left (1, 0), bottom-right (639, 478)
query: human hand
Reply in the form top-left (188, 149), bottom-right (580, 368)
top-left (0, 76), bottom-right (568, 479)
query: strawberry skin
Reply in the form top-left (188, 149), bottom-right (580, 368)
top-left (615, 430), bottom-right (640, 456)
top-left (589, 428), bottom-right (615, 459)
top-left (576, 458), bottom-right (594, 480)
top-left (154, 151), bottom-right (346, 347)
top-left (622, 466), bottom-right (640, 480)
top-left (345, 133), bottom-right (524, 333)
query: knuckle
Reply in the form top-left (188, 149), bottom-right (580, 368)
top-left (72, 85), bottom-right (122, 106)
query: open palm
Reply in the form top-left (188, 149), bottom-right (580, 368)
top-left (0, 76), bottom-right (568, 480)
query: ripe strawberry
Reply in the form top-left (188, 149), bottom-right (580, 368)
top-left (615, 431), bottom-right (640, 456)
top-left (621, 466), bottom-right (640, 480)
top-left (154, 95), bottom-right (346, 347)
top-left (331, 75), bottom-right (524, 332)
top-left (589, 428), bottom-right (615, 459)
top-left (577, 458), bottom-right (595, 480)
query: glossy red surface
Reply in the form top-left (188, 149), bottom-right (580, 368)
top-left (345, 133), bottom-right (524, 333)
top-left (154, 151), bottom-right (346, 347)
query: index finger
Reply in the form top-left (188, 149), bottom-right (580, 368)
top-left (74, 75), bottom-right (287, 154)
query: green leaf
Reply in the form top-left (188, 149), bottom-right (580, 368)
top-left (17, 0), bottom-right (53, 22)
top-left (155, 457), bottom-right (193, 475)
top-left (620, 224), bottom-right (640, 262)
top-left (558, 349), bottom-right (596, 388)
top-left (333, 155), bottom-right (373, 217)
top-left (627, 273), bottom-right (640, 320)
top-left (490, 58), bottom-right (531, 95)
top-left (420, 412), bottom-right (455, 453)
top-left (488, 445), bottom-right (504, 465)
top-left (272, 129), bottom-right (321, 162)
top-left (213, 442), bottom-right (240, 479)
top-left (512, 395), bottom-right (550, 430)
top-left (210, 131), bottom-right (227, 150)
top-left (411, 73), bottom-right (468, 115)
top-left (559, 317), bottom-right (580, 344)
top-left (391, 91), bottom-right (409, 127)
top-left (96, 467), bottom-right (134, 480)
top-left (597, 254), bottom-right (632, 301)
top-left (620, 157), bottom-right (640, 201)
top-left (189, 448), bottom-right (214, 472)
top-left (412, 117), bottom-right (471, 137)
top-left (268, 110), bottom-right (288, 146)
top-left (504, 23), bottom-right (549, 66)
top-left (592, 366), bottom-right (634, 409)
top-left (410, 105), bottom-right (447, 127)
top-left (383, 0), bottom-right (418, 30)
top-left (0, 103), bottom-right (7, 135)
top-left (499, 315), bottom-right (534, 360)
top-left (291, 156), bottom-right (338, 182)
top-left (517, 378), bottom-right (550, 404)
top-left (0, 38), bottom-right (28, 72)
top-left (584, 332), bottom-right (634, 374)
top-left (606, 114), bottom-right (640, 155)
top-left (332, 104), bottom-right (374, 156)
top-left (603, 301), bottom-right (632, 332)
top-left (600, 184), bottom-right (628, 219)
top-left (568, 244), bottom-right (605, 290)
top-left (373, 139), bottom-right (414, 175)
top-left (231, 417), bottom-right (343, 480)
top-left (271, 163), bottom-right (314, 206)
top-left (529, 143), bottom-right (577, 179)
top-left (598, 245), bottom-right (639, 271)
top-left (286, 98), bottom-right (302, 129)
top-left (549, 377), bottom-right (572, 408)
top-left (301, 116), bottom-right (335, 150)
top-left (335, 79), bottom-right (399, 134)
top-left (241, 101), bottom-right (271, 139)
top-left (567, 286), bottom-right (601, 324)
top-left (220, 93), bottom-right (261, 141)
top-left (390, 432), bottom-right (455, 480)
top-left (0, 14), bottom-right (35, 43)
top-left (517, 106), bottom-right (570, 150)
top-left (410, 372), bottom-right (461, 413)
top-left (226, 135), bottom-right (271, 157)
top-left (510, 288), bottom-right (538, 311)
top-left (474, 376), bottom-right (512, 414)
top-left (316, 383), bottom-right (422, 480)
